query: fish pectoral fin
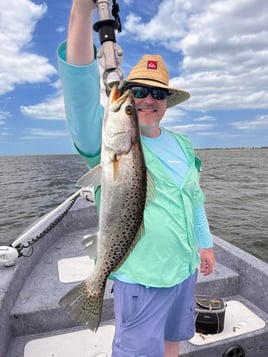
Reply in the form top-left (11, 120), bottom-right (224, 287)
top-left (83, 233), bottom-right (98, 260)
top-left (77, 165), bottom-right (102, 188)
top-left (146, 169), bottom-right (157, 204)
top-left (113, 158), bottom-right (119, 180)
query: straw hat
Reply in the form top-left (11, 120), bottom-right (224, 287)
top-left (125, 54), bottom-right (190, 108)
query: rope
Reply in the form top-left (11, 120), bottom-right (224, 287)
top-left (15, 194), bottom-right (80, 258)
top-left (112, 0), bottom-right (122, 32)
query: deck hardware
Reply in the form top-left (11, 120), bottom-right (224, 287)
top-left (0, 246), bottom-right (19, 266)
top-left (232, 325), bottom-right (241, 333)
top-left (222, 344), bottom-right (245, 357)
top-left (199, 333), bottom-right (206, 340)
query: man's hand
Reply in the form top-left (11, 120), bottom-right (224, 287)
top-left (199, 248), bottom-right (215, 276)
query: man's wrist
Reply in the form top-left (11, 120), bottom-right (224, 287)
top-left (71, 0), bottom-right (96, 16)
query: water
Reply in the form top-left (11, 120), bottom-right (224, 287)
top-left (197, 148), bottom-right (268, 263)
top-left (0, 155), bottom-right (88, 246)
top-left (0, 149), bottom-right (267, 263)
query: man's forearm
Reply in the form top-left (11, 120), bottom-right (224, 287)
top-left (67, 0), bottom-right (96, 65)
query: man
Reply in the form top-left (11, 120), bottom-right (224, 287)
top-left (58, 1), bottom-right (215, 356)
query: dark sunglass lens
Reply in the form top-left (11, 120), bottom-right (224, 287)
top-left (131, 87), bottom-right (148, 99)
top-left (152, 88), bottom-right (168, 100)
top-left (129, 86), bottom-right (169, 100)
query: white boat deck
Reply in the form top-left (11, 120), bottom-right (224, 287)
top-left (21, 300), bottom-right (266, 357)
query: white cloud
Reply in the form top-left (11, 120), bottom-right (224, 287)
top-left (231, 114), bottom-right (268, 130)
top-left (196, 131), bottom-right (224, 137)
top-left (174, 0), bottom-right (268, 111)
top-left (123, 0), bottom-right (134, 4)
top-left (0, 110), bottom-right (10, 122)
top-left (22, 128), bottom-right (69, 140)
top-left (20, 93), bottom-right (65, 120)
top-left (0, 0), bottom-right (57, 95)
top-left (56, 26), bottom-right (65, 33)
top-left (123, 1), bottom-right (187, 43)
top-left (170, 123), bottom-right (215, 132)
top-left (123, 0), bottom-right (211, 47)
top-left (0, 110), bottom-right (11, 140)
top-left (161, 106), bottom-right (188, 125)
top-left (194, 115), bottom-right (216, 122)
top-left (123, 0), bottom-right (268, 111)
top-left (19, 63), bottom-right (109, 121)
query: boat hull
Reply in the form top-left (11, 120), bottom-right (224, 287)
top-left (1, 196), bottom-right (267, 357)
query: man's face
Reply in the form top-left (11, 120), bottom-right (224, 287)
top-left (127, 86), bottom-right (168, 137)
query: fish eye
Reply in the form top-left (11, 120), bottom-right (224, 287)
top-left (125, 105), bottom-right (133, 116)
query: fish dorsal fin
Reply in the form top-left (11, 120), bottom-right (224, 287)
top-left (146, 169), bottom-right (157, 204)
top-left (77, 165), bottom-right (102, 188)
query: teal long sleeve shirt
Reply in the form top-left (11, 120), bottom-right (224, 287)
top-left (57, 41), bottom-right (213, 252)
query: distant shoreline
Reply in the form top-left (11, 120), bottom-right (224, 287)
top-left (197, 146), bottom-right (268, 150)
top-left (1, 147), bottom-right (268, 157)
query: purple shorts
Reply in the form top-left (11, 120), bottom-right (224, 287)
top-left (112, 271), bottom-right (198, 356)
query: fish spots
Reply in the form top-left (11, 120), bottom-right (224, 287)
top-left (59, 85), bottom-right (148, 332)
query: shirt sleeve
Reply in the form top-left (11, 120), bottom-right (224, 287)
top-left (57, 41), bottom-right (104, 167)
top-left (194, 206), bottom-right (213, 248)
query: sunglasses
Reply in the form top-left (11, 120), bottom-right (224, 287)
top-left (127, 86), bottom-right (170, 100)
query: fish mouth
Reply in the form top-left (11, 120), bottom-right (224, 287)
top-left (110, 85), bottom-right (132, 105)
top-left (110, 85), bottom-right (121, 103)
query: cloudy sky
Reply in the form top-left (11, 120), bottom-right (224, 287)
top-left (0, 0), bottom-right (267, 155)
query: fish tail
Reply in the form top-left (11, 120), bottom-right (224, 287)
top-left (59, 279), bottom-right (105, 331)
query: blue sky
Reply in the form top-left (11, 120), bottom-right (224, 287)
top-left (1, 0), bottom-right (268, 155)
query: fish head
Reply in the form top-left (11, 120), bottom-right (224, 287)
top-left (103, 85), bottom-right (140, 157)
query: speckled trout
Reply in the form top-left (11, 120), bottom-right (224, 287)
top-left (59, 86), bottom-right (154, 331)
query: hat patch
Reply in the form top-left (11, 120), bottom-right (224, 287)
top-left (147, 60), bottom-right (158, 70)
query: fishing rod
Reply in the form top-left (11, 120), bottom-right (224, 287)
top-left (93, 0), bottom-right (124, 92)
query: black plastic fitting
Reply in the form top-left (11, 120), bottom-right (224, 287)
top-left (93, 19), bottom-right (118, 44)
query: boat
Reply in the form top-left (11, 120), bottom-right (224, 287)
top-left (0, 189), bottom-right (267, 357)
